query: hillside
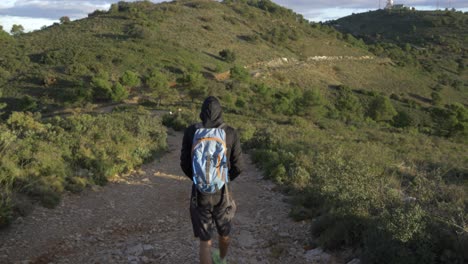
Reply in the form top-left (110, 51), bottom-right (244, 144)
top-left (331, 9), bottom-right (468, 103)
top-left (0, 0), bottom-right (448, 113)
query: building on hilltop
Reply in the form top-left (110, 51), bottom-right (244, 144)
top-left (393, 4), bottom-right (406, 9)
top-left (385, 0), bottom-right (394, 9)
top-left (385, 1), bottom-right (406, 10)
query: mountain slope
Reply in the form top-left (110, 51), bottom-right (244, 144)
top-left (331, 9), bottom-right (468, 103)
top-left (0, 0), bottom-right (443, 112)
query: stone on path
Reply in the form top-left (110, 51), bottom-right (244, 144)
top-left (305, 248), bottom-right (331, 263)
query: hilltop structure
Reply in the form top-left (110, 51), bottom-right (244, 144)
top-left (385, 0), bottom-right (406, 10)
top-left (385, 0), bottom-right (394, 9)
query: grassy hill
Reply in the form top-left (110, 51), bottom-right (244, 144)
top-left (330, 8), bottom-right (468, 104)
top-left (0, 0), bottom-right (452, 112)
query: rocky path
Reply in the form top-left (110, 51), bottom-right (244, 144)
top-left (0, 131), bottom-right (336, 264)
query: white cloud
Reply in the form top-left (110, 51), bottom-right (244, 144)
top-left (0, 15), bottom-right (56, 32)
top-left (0, 0), bottom-right (16, 9)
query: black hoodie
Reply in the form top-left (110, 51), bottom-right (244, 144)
top-left (180, 96), bottom-right (243, 182)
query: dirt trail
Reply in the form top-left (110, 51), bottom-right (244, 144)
top-left (0, 130), bottom-right (328, 264)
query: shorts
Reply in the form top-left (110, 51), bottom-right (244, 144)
top-left (189, 184), bottom-right (236, 241)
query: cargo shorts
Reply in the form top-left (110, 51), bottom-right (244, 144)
top-left (189, 184), bottom-right (237, 241)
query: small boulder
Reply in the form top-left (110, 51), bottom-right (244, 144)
top-left (305, 248), bottom-right (331, 263)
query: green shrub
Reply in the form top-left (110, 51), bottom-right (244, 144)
top-left (111, 82), bottom-right (129, 102)
top-left (60, 16), bottom-right (71, 24)
top-left (0, 110), bottom-right (167, 227)
top-left (230, 65), bottom-right (250, 82)
top-left (65, 63), bottom-right (89, 76)
top-left (237, 122), bottom-right (256, 144)
top-left (19, 96), bottom-right (38, 112)
top-left (10, 24), bottom-right (24, 36)
top-left (335, 86), bottom-right (363, 121)
top-left (121, 70), bottom-right (141, 87)
top-left (146, 70), bottom-right (172, 105)
top-left (431, 103), bottom-right (468, 138)
top-left (91, 77), bottom-right (112, 101)
top-left (185, 72), bottom-right (207, 102)
top-left (393, 110), bottom-right (413, 128)
top-left (219, 49), bottom-right (236, 63)
top-left (162, 111), bottom-right (197, 131)
top-left (368, 95), bottom-right (397, 122)
top-left (431, 92), bottom-right (442, 106)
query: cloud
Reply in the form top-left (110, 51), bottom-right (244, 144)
top-left (0, 15), bottom-right (57, 32)
top-left (0, 0), bottom-right (115, 19)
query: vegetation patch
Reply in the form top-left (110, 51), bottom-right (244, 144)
top-left (0, 109), bottom-right (166, 226)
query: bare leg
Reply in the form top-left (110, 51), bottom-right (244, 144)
top-left (219, 236), bottom-right (230, 260)
top-left (200, 240), bottom-right (212, 264)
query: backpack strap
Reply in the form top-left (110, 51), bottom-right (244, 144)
top-left (218, 123), bottom-right (226, 129)
top-left (196, 123), bottom-right (226, 129)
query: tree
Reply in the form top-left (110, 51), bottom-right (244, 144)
top-left (185, 72), bottom-right (206, 102)
top-left (0, 26), bottom-right (10, 39)
top-left (219, 49), bottom-right (236, 63)
top-left (10, 24), bottom-right (24, 36)
top-left (431, 103), bottom-right (468, 137)
top-left (146, 70), bottom-right (171, 105)
top-left (335, 86), bottom-right (363, 121)
top-left (59, 16), bottom-right (71, 24)
top-left (369, 95), bottom-right (397, 122)
top-left (295, 89), bottom-right (325, 116)
top-left (19, 95), bottom-right (37, 111)
top-left (393, 110), bottom-right (413, 128)
top-left (431, 92), bottom-right (442, 106)
top-left (120, 70), bottom-right (141, 88)
top-left (111, 83), bottom-right (129, 102)
top-left (91, 77), bottom-right (112, 101)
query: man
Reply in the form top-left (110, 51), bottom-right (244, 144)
top-left (180, 96), bottom-right (243, 264)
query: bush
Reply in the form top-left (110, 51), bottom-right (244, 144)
top-left (185, 72), bottom-right (207, 102)
top-left (121, 70), bottom-right (141, 88)
top-left (162, 111), bottom-right (197, 131)
top-left (146, 70), bottom-right (172, 105)
top-left (60, 16), bottom-right (71, 24)
top-left (368, 95), bottom-right (397, 122)
top-left (431, 103), bottom-right (468, 138)
top-left (65, 63), bottom-right (89, 76)
top-left (335, 86), bottom-right (363, 121)
top-left (230, 65), bottom-right (250, 82)
top-left (393, 110), bottom-right (413, 128)
top-left (219, 49), bottom-right (236, 63)
top-left (111, 82), bottom-right (129, 102)
top-left (19, 96), bottom-right (38, 112)
top-left (91, 77), bottom-right (112, 101)
top-left (237, 122), bottom-right (256, 144)
top-left (431, 92), bottom-right (442, 106)
top-left (0, 110), bottom-right (167, 226)
top-left (10, 24), bottom-right (24, 36)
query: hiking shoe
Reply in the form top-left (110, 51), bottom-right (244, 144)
top-left (212, 249), bottom-right (227, 264)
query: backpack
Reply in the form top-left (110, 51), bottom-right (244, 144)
top-left (192, 123), bottom-right (229, 193)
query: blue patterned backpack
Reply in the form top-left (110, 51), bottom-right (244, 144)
top-left (192, 123), bottom-right (229, 193)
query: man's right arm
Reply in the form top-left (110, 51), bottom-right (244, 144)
top-left (228, 129), bottom-right (243, 181)
top-left (180, 125), bottom-right (194, 181)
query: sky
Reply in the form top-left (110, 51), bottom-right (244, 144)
top-left (0, 0), bottom-right (467, 32)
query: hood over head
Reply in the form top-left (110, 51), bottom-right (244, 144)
top-left (200, 96), bottom-right (224, 128)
